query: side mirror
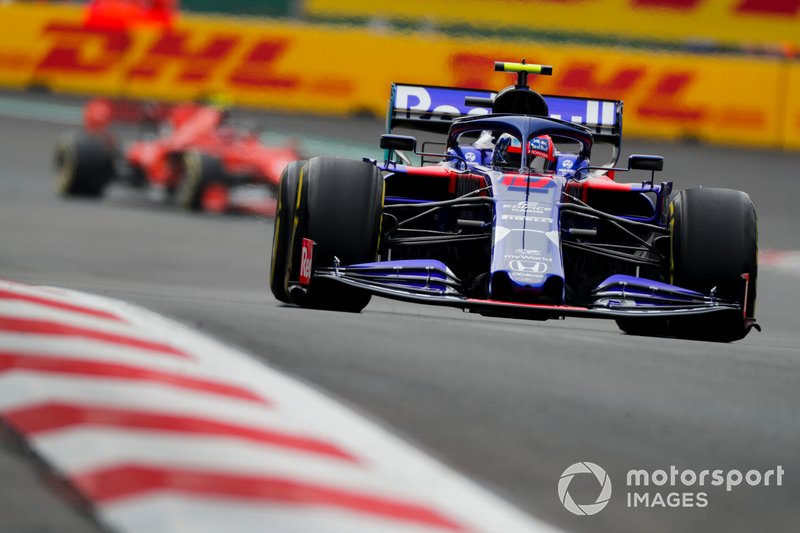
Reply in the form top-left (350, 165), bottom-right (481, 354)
top-left (628, 154), bottom-right (663, 172)
top-left (380, 134), bottom-right (417, 152)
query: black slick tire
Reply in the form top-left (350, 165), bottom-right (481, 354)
top-left (55, 133), bottom-right (114, 197)
top-left (270, 160), bottom-right (307, 303)
top-left (669, 187), bottom-right (758, 342)
top-left (179, 152), bottom-right (226, 211)
top-left (290, 157), bottom-right (383, 312)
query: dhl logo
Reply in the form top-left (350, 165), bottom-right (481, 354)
top-left (33, 22), bottom-right (351, 96)
top-left (451, 53), bottom-right (766, 130)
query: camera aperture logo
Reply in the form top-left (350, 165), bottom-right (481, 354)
top-left (558, 462), bottom-right (612, 515)
top-left (558, 462), bottom-right (784, 515)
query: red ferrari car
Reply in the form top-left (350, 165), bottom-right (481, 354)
top-left (54, 98), bottom-right (301, 216)
top-left (83, 0), bottom-right (177, 30)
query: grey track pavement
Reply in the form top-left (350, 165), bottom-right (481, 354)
top-left (0, 95), bottom-right (799, 533)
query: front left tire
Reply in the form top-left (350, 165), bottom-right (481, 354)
top-left (54, 133), bottom-right (114, 197)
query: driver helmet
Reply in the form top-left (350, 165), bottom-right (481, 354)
top-left (491, 133), bottom-right (556, 171)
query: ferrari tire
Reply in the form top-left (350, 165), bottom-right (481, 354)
top-left (55, 133), bottom-right (114, 197)
top-left (270, 160), bottom-right (307, 303)
top-left (669, 188), bottom-right (758, 342)
top-left (291, 157), bottom-right (384, 312)
top-left (179, 152), bottom-right (226, 211)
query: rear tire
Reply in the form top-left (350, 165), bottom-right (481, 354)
top-left (55, 133), bottom-right (114, 197)
top-left (290, 157), bottom-right (383, 312)
top-left (669, 188), bottom-right (758, 342)
top-left (270, 160), bottom-right (307, 303)
top-left (179, 152), bottom-right (226, 211)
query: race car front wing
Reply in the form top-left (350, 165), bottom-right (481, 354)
top-left (300, 260), bottom-right (743, 322)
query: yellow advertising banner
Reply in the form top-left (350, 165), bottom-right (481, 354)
top-left (0, 4), bottom-right (796, 149)
top-left (307, 0), bottom-right (800, 49)
top-left (784, 64), bottom-right (800, 149)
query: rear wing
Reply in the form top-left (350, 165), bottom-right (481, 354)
top-left (386, 82), bottom-right (623, 146)
top-left (84, 98), bottom-right (176, 132)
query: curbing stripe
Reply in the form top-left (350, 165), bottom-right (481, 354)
top-left (32, 428), bottom-right (469, 501)
top-left (102, 496), bottom-right (477, 533)
top-left (74, 465), bottom-right (467, 532)
top-left (0, 316), bottom-right (190, 358)
top-left (0, 351), bottom-right (267, 405)
top-left (0, 288), bottom-right (124, 322)
top-left (0, 374), bottom-right (308, 432)
top-left (0, 280), bottom-right (563, 533)
top-left (6, 402), bottom-right (359, 463)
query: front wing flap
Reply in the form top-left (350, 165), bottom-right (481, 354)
top-left (311, 269), bottom-right (741, 321)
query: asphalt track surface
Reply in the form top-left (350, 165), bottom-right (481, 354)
top-left (1, 93), bottom-right (799, 533)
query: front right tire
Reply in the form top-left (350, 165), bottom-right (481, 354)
top-left (271, 157), bottom-right (384, 312)
top-left (270, 159), bottom-right (307, 303)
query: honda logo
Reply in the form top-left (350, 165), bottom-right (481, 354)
top-left (508, 260), bottom-right (548, 273)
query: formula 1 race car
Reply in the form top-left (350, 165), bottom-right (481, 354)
top-left (271, 61), bottom-right (759, 342)
top-left (55, 98), bottom-right (301, 216)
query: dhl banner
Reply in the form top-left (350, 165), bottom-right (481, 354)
top-left (786, 66), bottom-right (800, 150)
top-left (1, 4), bottom-right (799, 149)
top-left (307, 0), bottom-right (800, 50)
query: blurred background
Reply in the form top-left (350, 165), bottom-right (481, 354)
top-left (1, 0), bottom-right (798, 149)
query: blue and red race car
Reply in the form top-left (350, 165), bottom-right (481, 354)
top-left (271, 61), bottom-right (759, 342)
